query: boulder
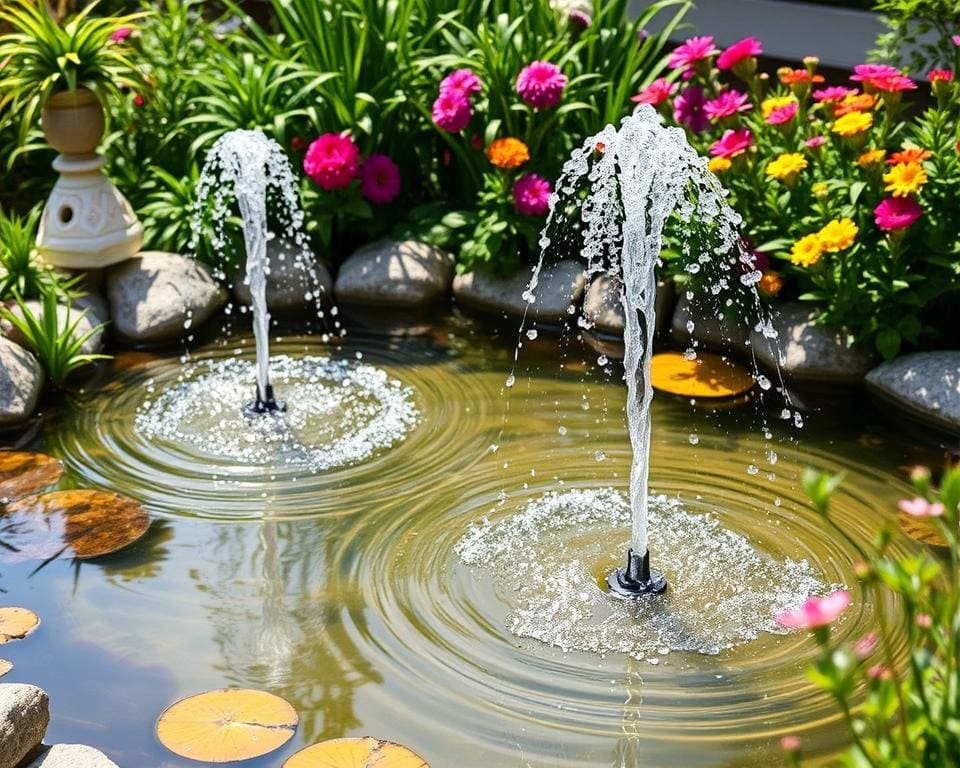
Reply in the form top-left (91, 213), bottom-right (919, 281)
top-left (583, 276), bottom-right (676, 336)
top-left (106, 252), bottom-right (226, 344)
top-left (233, 239), bottom-right (333, 312)
top-left (671, 292), bottom-right (750, 352)
top-left (25, 744), bottom-right (118, 768)
top-left (749, 302), bottom-right (875, 383)
top-left (865, 352), bottom-right (960, 435)
top-left (1, 299), bottom-right (105, 355)
top-left (335, 240), bottom-right (454, 306)
top-left (453, 259), bottom-right (585, 323)
top-left (0, 337), bottom-right (43, 427)
top-left (0, 684), bottom-right (49, 768)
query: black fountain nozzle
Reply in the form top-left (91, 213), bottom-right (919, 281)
top-left (243, 384), bottom-right (286, 418)
top-left (606, 548), bottom-right (667, 598)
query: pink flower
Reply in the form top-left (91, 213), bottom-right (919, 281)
top-left (766, 102), bottom-right (798, 125)
top-left (632, 78), bottom-right (677, 106)
top-left (358, 154), bottom-right (401, 204)
top-left (569, 10), bottom-right (591, 29)
top-left (668, 36), bottom-right (719, 74)
top-left (872, 74), bottom-right (917, 93)
top-left (704, 90), bottom-right (751, 120)
top-left (303, 133), bottom-right (360, 190)
top-left (929, 70), bottom-right (954, 82)
top-left (709, 128), bottom-right (753, 158)
top-left (874, 197), bottom-right (923, 231)
top-left (110, 26), bottom-right (133, 43)
top-left (513, 173), bottom-right (552, 216)
top-left (716, 37), bottom-right (762, 70)
top-left (674, 85), bottom-right (708, 132)
top-left (780, 736), bottom-right (801, 752)
top-left (813, 86), bottom-right (857, 102)
top-left (854, 633), bottom-right (878, 658)
top-left (440, 69), bottom-right (482, 99)
top-left (133, 94), bottom-right (146, 108)
top-left (516, 61), bottom-right (567, 109)
top-left (868, 664), bottom-right (892, 681)
top-left (951, 35), bottom-right (960, 46)
top-left (898, 496), bottom-right (945, 517)
top-left (916, 613), bottom-right (933, 628)
top-left (850, 64), bottom-right (901, 83)
top-left (805, 135), bottom-right (826, 148)
top-left (776, 590), bottom-right (850, 630)
top-left (432, 91), bottom-right (472, 132)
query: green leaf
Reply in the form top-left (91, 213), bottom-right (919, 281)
top-left (875, 328), bottom-right (901, 361)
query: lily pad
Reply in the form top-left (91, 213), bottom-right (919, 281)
top-left (0, 659), bottom-right (11, 677)
top-left (650, 351), bottom-right (755, 399)
top-left (0, 606), bottom-right (39, 644)
top-left (0, 490), bottom-right (150, 563)
top-left (898, 511), bottom-right (948, 549)
top-left (0, 452), bottom-right (64, 503)
top-left (157, 688), bottom-right (298, 763)
top-left (283, 737), bottom-right (429, 768)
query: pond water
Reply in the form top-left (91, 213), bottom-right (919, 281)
top-left (0, 312), bottom-right (939, 767)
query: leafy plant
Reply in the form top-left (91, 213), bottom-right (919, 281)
top-left (0, 206), bottom-right (66, 300)
top-left (0, 0), bottom-right (143, 145)
top-left (0, 290), bottom-right (109, 387)
top-left (871, 0), bottom-right (960, 73)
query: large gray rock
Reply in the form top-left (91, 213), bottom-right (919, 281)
top-left (1, 299), bottom-right (105, 355)
top-left (0, 337), bottom-right (43, 427)
top-left (106, 252), bottom-right (226, 344)
top-left (335, 240), bottom-right (453, 306)
top-left (671, 292), bottom-right (750, 352)
top-left (25, 744), bottom-right (118, 768)
top-left (583, 276), bottom-right (676, 336)
top-left (453, 259), bottom-right (586, 323)
top-left (749, 302), bottom-right (875, 383)
top-left (233, 239), bottom-right (333, 311)
top-left (0, 683), bottom-right (49, 768)
top-left (866, 352), bottom-right (960, 435)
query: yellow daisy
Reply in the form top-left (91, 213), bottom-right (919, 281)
top-left (817, 218), bottom-right (858, 252)
top-left (708, 156), bottom-right (732, 174)
top-left (811, 182), bottom-right (829, 199)
top-left (765, 153), bottom-right (808, 182)
top-left (857, 149), bottom-right (886, 168)
top-left (790, 234), bottom-right (823, 267)
top-left (883, 161), bottom-right (927, 197)
top-left (761, 96), bottom-right (797, 118)
top-left (831, 111), bottom-right (873, 137)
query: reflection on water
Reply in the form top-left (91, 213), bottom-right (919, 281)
top-left (0, 313), bottom-right (942, 767)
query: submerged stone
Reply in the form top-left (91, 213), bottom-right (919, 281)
top-left (25, 744), bottom-right (118, 768)
top-left (0, 683), bottom-right (49, 768)
top-left (0, 337), bottom-right (43, 427)
top-left (866, 351), bottom-right (960, 435)
top-left (336, 240), bottom-right (454, 306)
top-left (453, 259), bottom-right (585, 322)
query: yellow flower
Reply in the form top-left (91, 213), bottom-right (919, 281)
top-left (708, 156), bottom-right (732, 173)
top-left (811, 182), bottom-right (829, 199)
top-left (485, 137), bottom-right (530, 169)
top-left (857, 149), bottom-right (886, 168)
top-left (761, 96), bottom-right (797, 118)
top-left (832, 111), bottom-right (873, 137)
top-left (790, 234), bottom-right (823, 267)
top-left (759, 271), bottom-right (784, 296)
top-left (817, 218), bottom-right (858, 252)
top-left (765, 152), bottom-right (808, 182)
top-left (883, 161), bottom-right (927, 197)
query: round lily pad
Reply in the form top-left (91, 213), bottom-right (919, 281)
top-left (157, 689), bottom-right (298, 763)
top-left (650, 351), bottom-right (756, 399)
top-left (1, 490), bottom-right (150, 563)
top-left (283, 737), bottom-right (429, 768)
top-left (0, 452), bottom-right (64, 502)
top-left (0, 606), bottom-right (39, 644)
top-left (898, 511), bottom-right (948, 549)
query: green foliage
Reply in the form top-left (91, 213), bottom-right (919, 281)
top-left (0, 0), bottom-right (143, 146)
top-left (797, 465), bottom-right (960, 767)
top-left (0, 206), bottom-right (66, 300)
top-left (0, 289), bottom-right (109, 388)
top-left (871, 0), bottom-right (960, 73)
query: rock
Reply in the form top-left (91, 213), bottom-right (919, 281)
top-left (671, 293), bottom-right (750, 352)
top-left (453, 260), bottom-right (586, 323)
top-left (0, 337), bottom-right (43, 427)
top-left (335, 240), bottom-right (454, 306)
top-left (106, 252), bottom-right (226, 344)
top-left (866, 352), bottom-right (960, 435)
top-left (583, 276), bottom-right (676, 336)
top-left (233, 239), bottom-right (333, 312)
top-left (1, 299), bottom-right (105, 355)
top-left (749, 302), bottom-right (875, 383)
top-left (25, 744), bottom-right (118, 768)
top-left (0, 683), bottom-right (49, 768)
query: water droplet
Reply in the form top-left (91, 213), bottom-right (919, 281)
top-left (558, 425), bottom-right (568, 436)
top-left (688, 434), bottom-right (699, 445)
top-left (756, 375), bottom-right (771, 391)
top-left (594, 451), bottom-right (606, 462)
top-left (597, 355), bottom-right (609, 366)
top-left (505, 374), bottom-right (516, 388)
top-left (526, 329), bottom-right (538, 340)
top-left (747, 464), bottom-right (760, 475)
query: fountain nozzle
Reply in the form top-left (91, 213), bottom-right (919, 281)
top-left (606, 548), bottom-right (667, 598)
top-left (243, 384), bottom-right (286, 418)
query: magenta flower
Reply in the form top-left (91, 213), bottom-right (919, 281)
top-left (813, 86), bottom-right (856, 102)
top-left (358, 154), bottom-right (401, 204)
top-left (953, 35), bottom-right (960, 46)
top-left (432, 91), bottom-right (473, 132)
top-left (703, 90), bottom-right (751, 120)
top-left (776, 590), bottom-right (851, 630)
top-left (850, 64), bottom-right (901, 83)
top-left (513, 173), bottom-right (552, 216)
top-left (874, 197), bottom-right (923, 231)
top-left (766, 102), bottom-right (798, 125)
top-left (440, 69), bottom-right (482, 99)
top-left (674, 85), bottom-right (708, 133)
top-left (110, 26), bottom-right (133, 43)
top-left (668, 36), bottom-right (718, 74)
top-left (303, 133), bottom-right (360, 191)
top-left (898, 496), bottom-right (945, 517)
top-left (872, 74), bottom-right (917, 92)
top-left (854, 633), bottom-right (878, 658)
top-left (716, 37), bottom-right (762, 70)
top-left (805, 135), bottom-right (826, 149)
top-left (516, 61), bottom-right (567, 109)
top-left (929, 69), bottom-right (954, 82)
top-left (709, 128), bottom-right (753, 158)
top-left (631, 78), bottom-right (677, 106)
top-left (569, 10), bottom-right (591, 29)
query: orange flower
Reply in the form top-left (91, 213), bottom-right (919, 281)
top-left (857, 149), bottom-right (886, 168)
top-left (486, 137), bottom-right (530, 169)
top-left (778, 68), bottom-right (825, 86)
top-left (834, 93), bottom-right (876, 117)
top-left (888, 147), bottom-right (932, 165)
top-left (758, 271), bottom-right (784, 296)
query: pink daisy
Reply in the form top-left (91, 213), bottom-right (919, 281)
top-left (716, 37), bottom-right (762, 70)
top-left (704, 90), bottom-right (751, 120)
top-left (358, 154), bottom-right (401, 204)
top-left (516, 61), bottom-right (567, 109)
top-left (667, 36), bottom-right (719, 74)
top-left (631, 78), bottom-right (677, 106)
top-left (513, 173), bottom-right (552, 216)
top-left (709, 128), bottom-right (753, 158)
top-left (304, 133), bottom-right (360, 190)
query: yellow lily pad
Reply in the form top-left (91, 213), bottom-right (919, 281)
top-left (283, 737), bottom-right (429, 767)
top-left (0, 452), bottom-right (64, 502)
top-left (0, 607), bottom-right (39, 644)
top-left (650, 351), bottom-right (756, 399)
